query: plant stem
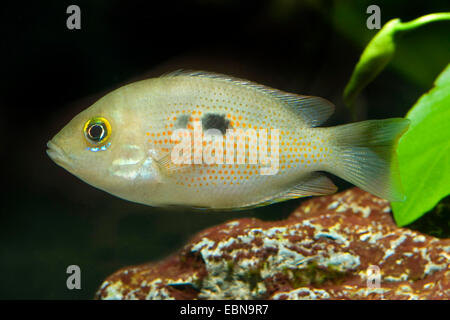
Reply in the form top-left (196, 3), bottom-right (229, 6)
top-left (396, 12), bottom-right (450, 32)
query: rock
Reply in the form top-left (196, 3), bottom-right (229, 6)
top-left (95, 188), bottom-right (450, 300)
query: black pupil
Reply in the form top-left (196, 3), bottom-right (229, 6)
top-left (88, 124), bottom-right (105, 141)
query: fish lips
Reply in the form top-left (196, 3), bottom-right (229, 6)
top-left (46, 140), bottom-right (72, 169)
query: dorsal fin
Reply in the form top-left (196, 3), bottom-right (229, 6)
top-left (162, 70), bottom-right (335, 127)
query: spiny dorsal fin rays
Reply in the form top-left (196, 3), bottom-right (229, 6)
top-left (162, 70), bottom-right (335, 127)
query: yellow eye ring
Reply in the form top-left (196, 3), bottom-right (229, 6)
top-left (83, 117), bottom-right (111, 146)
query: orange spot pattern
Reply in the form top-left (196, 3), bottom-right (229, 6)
top-left (145, 95), bottom-right (332, 189)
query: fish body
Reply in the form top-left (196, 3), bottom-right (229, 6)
top-left (47, 71), bottom-right (409, 209)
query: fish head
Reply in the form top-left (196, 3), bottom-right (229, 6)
top-left (47, 88), bottom-right (161, 199)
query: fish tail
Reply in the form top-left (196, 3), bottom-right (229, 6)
top-left (328, 118), bottom-right (410, 202)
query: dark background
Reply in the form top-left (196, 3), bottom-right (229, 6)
top-left (1, 0), bottom-right (449, 299)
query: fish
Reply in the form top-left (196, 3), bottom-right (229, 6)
top-left (47, 71), bottom-right (409, 210)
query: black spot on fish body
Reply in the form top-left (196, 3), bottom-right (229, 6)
top-left (202, 113), bottom-right (231, 135)
top-left (175, 114), bottom-right (190, 129)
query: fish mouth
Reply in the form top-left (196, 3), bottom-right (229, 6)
top-left (46, 140), bottom-right (71, 168)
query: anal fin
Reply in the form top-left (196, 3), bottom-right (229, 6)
top-left (239, 172), bottom-right (338, 209)
top-left (263, 172), bottom-right (337, 206)
top-left (282, 172), bottom-right (338, 199)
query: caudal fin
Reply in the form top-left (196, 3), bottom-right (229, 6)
top-left (329, 118), bottom-right (410, 202)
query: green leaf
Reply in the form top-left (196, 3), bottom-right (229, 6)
top-left (331, 2), bottom-right (450, 90)
top-left (343, 18), bottom-right (399, 114)
top-left (343, 12), bottom-right (450, 119)
top-left (391, 64), bottom-right (450, 226)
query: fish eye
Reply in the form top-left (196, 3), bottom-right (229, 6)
top-left (83, 117), bottom-right (111, 145)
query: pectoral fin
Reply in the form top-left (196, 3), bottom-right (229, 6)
top-left (154, 150), bottom-right (192, 176)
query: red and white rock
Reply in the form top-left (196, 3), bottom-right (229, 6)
top-left (96, 188), bottom-right (449, 300)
